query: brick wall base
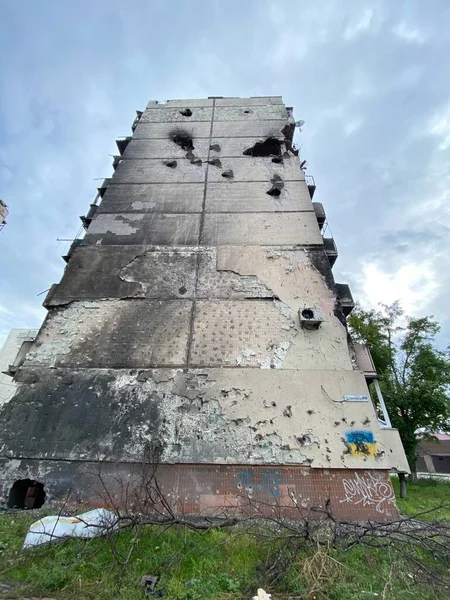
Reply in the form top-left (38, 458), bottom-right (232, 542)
top-left (0, 460), bottom-right (399, 521)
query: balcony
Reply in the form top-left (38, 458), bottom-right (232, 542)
top-left (353, 343), bottom-right (377, 379)
top-left (79, 203), bottom-right (99, 231)
top-left (112, 155), bottom-right (122, 170)
top-left (116, 136), bottom-right (132, 155)
top-left (305, 174), bottom-right (316, 199)
top-left (335, 283), bottom-right (355, 316)
top-left (323, 237), bottom-right (338, 267)
top-left (313, 202), bottom-right (326, 230)
top-left (131, 110), bottom-right (143, 132)
top-left (97, 178), bottom-right (112, 198)
top-left (62, 239), bottom-right (84, 263)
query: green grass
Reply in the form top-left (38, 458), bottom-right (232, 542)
top-left (392, 476), bottom-right (450, 520)
top-left (0, 480), bottom-right (448, 600)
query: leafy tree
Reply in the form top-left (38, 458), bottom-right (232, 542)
top-left (348, 302), bottom-right (450, 495)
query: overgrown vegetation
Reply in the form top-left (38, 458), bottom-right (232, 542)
top-left (0, 479), bottom-right (448, 600)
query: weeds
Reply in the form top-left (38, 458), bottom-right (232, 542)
top-left (0, 477), bottom-right (448, 599)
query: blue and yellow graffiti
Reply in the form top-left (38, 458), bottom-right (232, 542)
top-left (345, 431), bottom-right (377, 456)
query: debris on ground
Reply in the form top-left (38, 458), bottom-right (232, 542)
top-left (23, 508), bottom-right (117, 548)
top-left (140, 575), bottom-right (165, 596)
top-left (252, 589), bottom-right (272, 600)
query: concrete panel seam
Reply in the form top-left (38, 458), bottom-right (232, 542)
top-left (187, 99), bottom-right (216, 368)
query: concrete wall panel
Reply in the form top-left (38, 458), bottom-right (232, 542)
top-left (202, 213), bottom-right (323, 246)
top-left (140, 107), bottom-right (213, 123)
top-left (212, 120), bottom-right (287, 138)
top-left (214, 105), bottom-right (287, 121)
top-left (85, 213), bottom-right (200, 246)
top-left (133, 121), bottom-right (211, 139)
top-left (189, 297), bottom-right (350, 371)
top-left (147, 99), bottom-right (214, 108)
top-left (112, 159), bottom-right (206, 184)
top-left (209, 137), bottom-right (285, 157)
top-left (122, 139), bottom-right (211, 160)
top-left (46, 246), bottom-right (198, 305)
top-left (215, 97), bottom-right (284, 106)
top-left (207, 157), bottom-right (304, 182)
top-left (98, 183), bottom-right (204, 214)
top-left (190, 300), bottom-right (296, 368)
top-left (0, 366), bottom-right (395, 474)
top-left (25, 300), bottom-right (192, 368)
top-left (206, 181), bottom-right (312, 212)
top-left (197, 248), bottom-right (273, 299)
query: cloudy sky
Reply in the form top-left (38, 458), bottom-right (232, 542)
top-left (1, 0), bottom-right (449, 347)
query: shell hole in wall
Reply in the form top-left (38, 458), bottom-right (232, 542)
top-left (7, 479), bottom-right (46, 509)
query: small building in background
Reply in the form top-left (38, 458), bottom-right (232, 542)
top-left (0, 329), bottom-right (38, 406)
top-left (417, 433), bottom-right (450, 475)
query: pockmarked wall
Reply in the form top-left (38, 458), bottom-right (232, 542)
top-left (0, 97), bottom-right (409, 520)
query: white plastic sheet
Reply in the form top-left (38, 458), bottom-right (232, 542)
top-left (252, 589), bottom-right (272, 600)
top-left (23, 508), bottom-right (117, 548)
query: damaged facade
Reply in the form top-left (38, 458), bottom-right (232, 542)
top-left (0, 97), bottom-right (409, 520)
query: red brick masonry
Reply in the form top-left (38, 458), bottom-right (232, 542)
top-left (0, 461), bottom-right (399, 522)
top-left (154, 465), bottom-right (399, 522)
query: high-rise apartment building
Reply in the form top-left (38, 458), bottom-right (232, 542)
top-left (0, 97), bottom-right (409, 519)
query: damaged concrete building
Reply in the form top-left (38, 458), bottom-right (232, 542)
top-left (0, 96), bottom-right (409, 519)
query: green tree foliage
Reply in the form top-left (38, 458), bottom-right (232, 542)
top-left (348, 302), bottom-right (450, 476)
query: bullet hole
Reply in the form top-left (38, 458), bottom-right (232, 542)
top-left (243, 137), bottom-right (283, 157)
top-left (179, 108), bottom-right (193, 117)
top-left (283, 405), bottom-right (293, 418)
top-left (272, 401), bottom-right (277, 407)
top-left (7, 479), bottom-right (46, 509)
top-left (207, 158), bottom-right (222, 168)
top-left (350, 421), bottom-right (356, 427)
top-left (362, 417), bottom-right (371, 425)
top-left (307, 409), bottom-right (315, 415)
top-left (222, 169), bottom-right (234, 179)
top-left (210, 144), bottom-right (221, 152)
top-left (243, 110), bottom-right (251, 114)
top-left (334, 421), bottom-right (341, 427)
top-left (271, 156), bottom-right (283, 164)
top-left (163, 160), bottom-right (177, 168)
top-left (296, 433), bottom-right (313, 446)
top-left (178, 286), bottom-right (187, 295)
top-left (267, 173), bottom-right (284, 197)
top-left (302, 309), bottom-right (314, 320)
top-left (170, 129), bottom-right (194, 151)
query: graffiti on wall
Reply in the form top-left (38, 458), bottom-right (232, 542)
top-left (236, 468), bottom-right (286, 500)
top-left (345, 430), bottom-right (377, 456)
top-left (340, 472), bottom-right (395, 513)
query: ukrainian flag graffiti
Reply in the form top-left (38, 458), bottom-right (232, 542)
top-left (345, 431), bottom-right (377, 456)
